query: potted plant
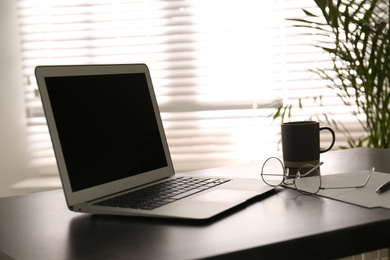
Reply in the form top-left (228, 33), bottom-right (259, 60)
top-left (274, 0), bottom-right (390, 148)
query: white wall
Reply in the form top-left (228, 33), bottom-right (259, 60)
top-left (0, 0), bottom-right (34, 197)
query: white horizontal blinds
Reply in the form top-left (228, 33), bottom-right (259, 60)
top-left (16, 0), bottom-right (352, 174)
top-left (159, 0), bottom-right (286, 170)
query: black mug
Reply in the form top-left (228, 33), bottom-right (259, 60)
top-left (281, 121), bottom-right (335, 175)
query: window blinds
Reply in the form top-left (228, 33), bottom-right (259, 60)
top-left (16, 0), bottom-right (359, 174)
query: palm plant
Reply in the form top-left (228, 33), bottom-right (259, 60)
top-left (274, 0), bottom-right (390, 148)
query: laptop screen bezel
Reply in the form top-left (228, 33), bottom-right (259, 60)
top-left (35, 64), bottom-right (175, 207)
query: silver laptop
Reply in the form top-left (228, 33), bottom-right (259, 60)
top-left (35, 64), bottom-right (273, 219)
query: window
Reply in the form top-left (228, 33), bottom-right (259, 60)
top-left (16, 0), bottom-right (357, 175)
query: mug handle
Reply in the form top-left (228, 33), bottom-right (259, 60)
top-left (319, 127), bottom-right (335, 153)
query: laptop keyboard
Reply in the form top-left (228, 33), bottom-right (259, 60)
top-left (94, 176), bottom-right (231, 210)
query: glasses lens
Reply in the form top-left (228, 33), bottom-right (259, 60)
top-left (294, 164), bottom-right (321, 194)
top-left (261, 157), bottom-right (285, 187)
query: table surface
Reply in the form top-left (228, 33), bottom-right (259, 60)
top-left (1, 148), bottom-right (390, 260)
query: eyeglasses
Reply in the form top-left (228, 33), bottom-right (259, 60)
top-left (261, 157), bottom-right (375, 195)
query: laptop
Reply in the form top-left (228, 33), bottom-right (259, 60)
top-left (35, 64), bottom-right (273, 219)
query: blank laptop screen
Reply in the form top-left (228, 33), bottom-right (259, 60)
top-left (45, 73), bottom-right (168, 192)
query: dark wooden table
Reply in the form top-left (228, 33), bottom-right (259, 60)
top-left (1, 148), bottom-right (390, 259)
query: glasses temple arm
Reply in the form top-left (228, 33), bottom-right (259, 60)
top-left (298, 162), bottom-right (324, 178)
top-left (319, 166), bottom-right (375, 190)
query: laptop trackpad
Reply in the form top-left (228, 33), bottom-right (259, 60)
top-left (190, 189), bottom-right (258, 204)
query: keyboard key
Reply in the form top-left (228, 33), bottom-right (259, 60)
top-left (171, 188), bottom-right (204, 200)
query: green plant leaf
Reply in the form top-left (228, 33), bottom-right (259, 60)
top-left (302, 9), bottom-right (317, 17)
top-left (272, 0), bottom-right (390, 149)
